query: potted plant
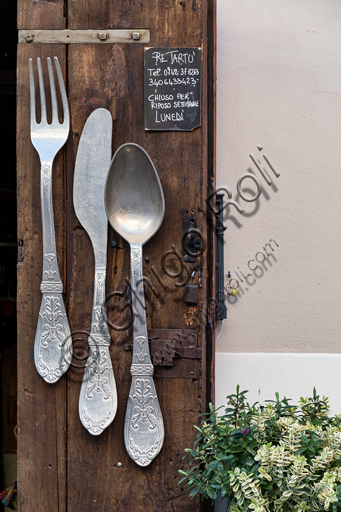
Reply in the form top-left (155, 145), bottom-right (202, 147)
top-left (179, 386), bottom-right (341, 511)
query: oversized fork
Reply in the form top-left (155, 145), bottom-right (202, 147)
top-left (29, 57), bottom-right (72, 383)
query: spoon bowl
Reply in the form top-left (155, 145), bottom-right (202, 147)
top-left (105, 143), bottom-right (165, 245)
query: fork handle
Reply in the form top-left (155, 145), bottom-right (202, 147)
top-left (34, 160), bottom-right (72, 382)
top-left (34, 291), bottom-right (72, 383)
top-left (40, 160), bottom-right (60, 281)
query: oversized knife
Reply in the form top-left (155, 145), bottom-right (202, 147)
top-left (73, 108), bottom-right (117, 435)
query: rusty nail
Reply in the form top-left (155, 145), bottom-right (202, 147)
top-left (98, 32), bottom-right (107, 41)
top-left (25, 34), bottom-right (33, 43)
top-left (132, 32), bottom-right (140, 41)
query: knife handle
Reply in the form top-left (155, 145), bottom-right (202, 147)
top-left (79, 268), bottom-right (118, 435)
top-left (34, 160), bottom-right (72, 382)
top-left (124, 245), bottom-right (164, 466)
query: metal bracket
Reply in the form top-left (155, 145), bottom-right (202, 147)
top-left (184, 283), bottom-right (198, 304)
top-left (124, 328), bottom-right (201, 378)
top-left (18, 29), bottom-right (150, 44)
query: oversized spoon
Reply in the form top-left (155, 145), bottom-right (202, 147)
top-left (105, 143), bottom-right (165, 466)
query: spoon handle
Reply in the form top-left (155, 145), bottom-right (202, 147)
top-left (124, 244), bottom-right (164, 466)
top-left (79, 268), bottom-right (118, 435)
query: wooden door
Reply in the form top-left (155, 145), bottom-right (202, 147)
top-left (17, 1), bottom-right (215, 511)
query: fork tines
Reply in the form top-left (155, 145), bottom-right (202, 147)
top-left (29, 56), bottom-right (69, 128)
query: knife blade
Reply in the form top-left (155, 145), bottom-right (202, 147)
top-left (73, 108), bottom-right (117, 435)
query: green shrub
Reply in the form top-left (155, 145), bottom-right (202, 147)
top-left (179, 386), bottom-right (341, 511)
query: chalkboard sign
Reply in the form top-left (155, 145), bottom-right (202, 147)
top-left (144, 47), bottom-right (201, 131)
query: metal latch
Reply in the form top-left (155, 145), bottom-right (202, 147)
top-left (182, 217), bottom-right (202, 263)
top-left (124, 328), bottom-right (201, 378)
top-left (215, 194), bottom-right (227, 320)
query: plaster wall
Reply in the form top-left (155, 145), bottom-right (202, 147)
top-left (215, 0), bottom-right (341, 409)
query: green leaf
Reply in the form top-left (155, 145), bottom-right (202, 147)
top-left (226, 447), bottom-right (244, 453)
top-left (246, 446), bottom-right (256, 456)
top-left (295, 447), bottom-right (307, 454)
top-left (241, 437), bottom-right (248, 448)
top-left (188, 488), bottom-right (200, 499)
top-left (207, 488), bottom-right (217, 500)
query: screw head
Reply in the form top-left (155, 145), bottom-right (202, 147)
top-left (132, 32), bottom-right (140, 41)
top-left (98, 32), bottom-right (107, 41)
top-left (117, 462), bottom-right (122, 467)
top-left (25, 34), bottom-right (33, 43)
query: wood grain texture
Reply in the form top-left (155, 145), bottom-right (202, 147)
top-left (65, 1), bottom-right (209, 508)
top-left (66, 38), bottom-right (207, 510)
top-left (17, 0), bottom-right (64, 31)
top-left (17, 0), bottom-right (213, 510)
top-left (17, 45), bottom-right (67, 512)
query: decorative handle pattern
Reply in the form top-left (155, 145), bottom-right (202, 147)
top-left (79, 269), bottom-right (117, 435)
top-left (34, 161), bottom-right (72, 382)
top-left (124, 245), bottom-right (164, 466)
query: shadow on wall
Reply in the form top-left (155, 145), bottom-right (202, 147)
top-left (225, 167), bottom-right (279, 230)
top-left (237, 250), bottom-right (277, 297)
top-left (210, 147), bottom-right (280, 230)
top-left (224, 240), bottom-right (278, 308)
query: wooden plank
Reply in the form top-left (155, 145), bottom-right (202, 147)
top-left (2, 342), bottom-right (17, 454)
top-left (19, 29), bottom-right (150, 45)
top-left (17, 0), bottom-right (64, 31)
top-left (17, 45), bottom-right (67, 512)
top-left (16, 0), bottom-right (213, 510)
top-left (68, 0), bottom-right (203, 47)
top-left (65, 0), bottom-right (210, 510)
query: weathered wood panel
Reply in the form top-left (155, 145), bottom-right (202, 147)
top-left (17, 45), bottom-right (68, 511)
top-left (66, 53), bottom-right (207, 512)
top-left (17, 0), bottom-right (212, 510)
top-left (17, 1), bottom-right (64, 31)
